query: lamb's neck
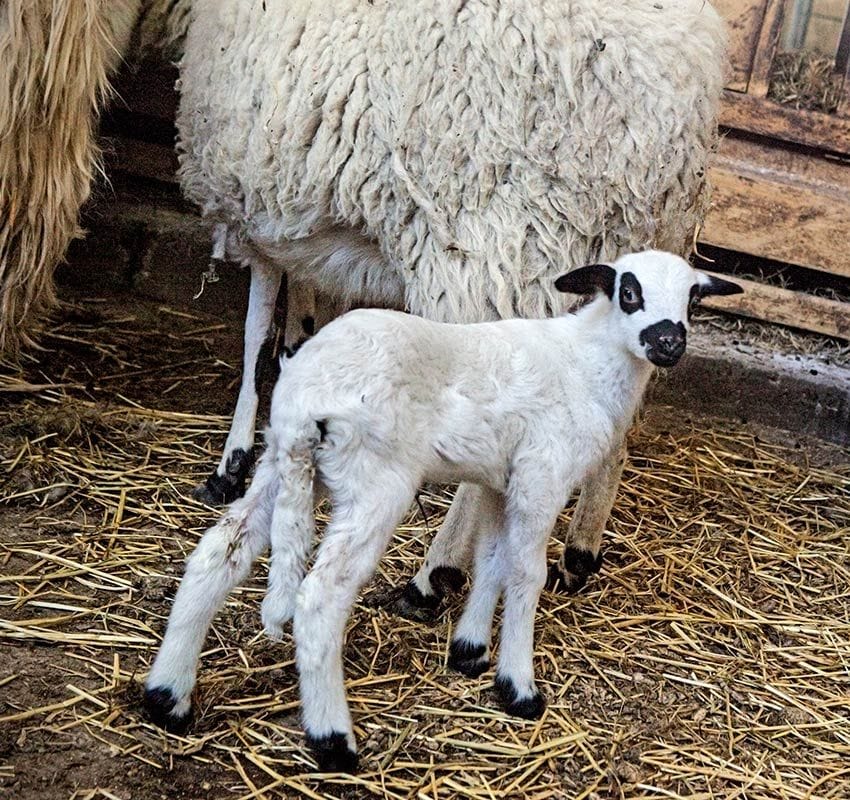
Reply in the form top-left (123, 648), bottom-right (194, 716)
top-left (553, 309), bottom-right (654, 427)
top-left (600, 353), bottom-right (653, 424)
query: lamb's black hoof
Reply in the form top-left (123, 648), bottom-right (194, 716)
top-left (493, 675), bottom-right (546, 720)
top-left (192, 448), bottom-right (254, 505)
top-left (143, 686), bottom-right (193, 734)
top-left (306, 731), bottom-right (359, 773)
top-left (429, 565), bottom-right (466, 595)
top-left (394, 580), bottom-right (441, 622)
top-left (448, 639), bottom-right (489, 678)
top-left (547, 548), bottom-right (603, 594)
top-left (394, 566), bottom-right (466, 621)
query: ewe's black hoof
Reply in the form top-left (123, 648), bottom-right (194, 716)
top-left (448, 639), bottom-right (489, 678)
top-left (429, 565), bottom-right (466, 595)
top-left (547, 548), bottom-right (603, 594)
top-left (394, 580), bottom-right (441, 622)
top-left (493, 675), bottom-right (546, 720)
top-left (306, 731), bottom-right (359, 773)
top-left (192, 448), bottom-right (254, 505)
top-left (143, 687), bottom-right (193, 734)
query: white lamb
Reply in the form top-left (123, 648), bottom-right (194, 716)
top-left (144, 250), bottom-right (742, 772)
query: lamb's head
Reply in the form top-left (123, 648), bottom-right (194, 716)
top-left (555, 250), bottom-right (742, 368)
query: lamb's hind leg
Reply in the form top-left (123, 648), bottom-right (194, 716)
top-left (145, 452), bottom-right (279, 732)
top-left (549, 439), bottom-right (627, 593)
top-left (194, 258), bottom-right (283, 504)
top-left (295, 471), bottom-right (416, 773)
top-left (395, 482), bottom-right (482, 621)
top-left (260, 422), bottom-right (319, 640)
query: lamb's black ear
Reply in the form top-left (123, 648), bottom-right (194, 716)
top-left (696, 273), bottom-right (744, 298)
top-left (554, 264), bottom-right (616, 299)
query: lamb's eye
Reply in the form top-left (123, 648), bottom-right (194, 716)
top-left (618, 273), bottom-right (644, 313)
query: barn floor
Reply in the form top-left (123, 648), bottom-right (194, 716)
top-left (1, 290), bottom-right (849, 800)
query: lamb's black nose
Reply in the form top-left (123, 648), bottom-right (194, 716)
top-left (640, 320), bottom-right (686, 367)
top-left (657, 331), bottom-right (685, 358)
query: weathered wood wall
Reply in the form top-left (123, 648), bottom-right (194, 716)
top-left (702, 0), bottom-right (849, 337)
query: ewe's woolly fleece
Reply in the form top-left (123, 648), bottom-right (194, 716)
top-left (178, 0), bottom-right (726, 323)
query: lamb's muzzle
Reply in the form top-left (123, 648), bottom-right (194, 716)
top-left (641, 320), bottom-right (687, 367)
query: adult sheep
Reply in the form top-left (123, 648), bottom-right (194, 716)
top-left (176, 0), bottom-right (727, 599)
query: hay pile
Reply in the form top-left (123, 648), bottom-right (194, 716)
top-left (1, 298), bottom-right (849, 799)
top-left (768, 51), bottom-right (844, 114)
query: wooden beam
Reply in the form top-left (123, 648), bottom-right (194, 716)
top-left (711, 0), bottom-right (772, 92)
top-left (719, 90), bottom-right (850, 154)
top-left (837, 5), bottom-right (850, 118)
top-left (747, 0), bottom-right (785, 97)
top-left (703, 136), bottom-right (850, 279)
top-left (700, 272), bottom-right (850, 341)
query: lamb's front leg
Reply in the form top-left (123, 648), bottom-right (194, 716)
top-left (145, 454), bottom-right (279, 731)
top-left (446, 487), bottom-right (506, 677)
top-left (295, 474), bottom-right (415, 773)
top-left (550, 439), bottom-right (627, 593)
top-left (494, 482), bottom-right (566, 719)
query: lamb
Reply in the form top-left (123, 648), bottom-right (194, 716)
top-left (144, 250), bottom-right (742, 772)
top-left (175, 0), bottom-right (728, 599)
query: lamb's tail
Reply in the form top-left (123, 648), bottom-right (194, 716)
top-left (260, 418), bottom-right (321, 636)
top-left (0, 0), bottom-right (121, 358)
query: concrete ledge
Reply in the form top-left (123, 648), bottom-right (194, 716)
top-left (650, 330), bottom-right (849, 447)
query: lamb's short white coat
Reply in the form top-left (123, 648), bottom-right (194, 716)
top-left (145, 251), bottom-right (739, 771)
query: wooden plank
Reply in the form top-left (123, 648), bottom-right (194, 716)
top-left (837, 6), bottom-right (850, 118)
top-left (702, 135), bottom-right (850, 279)
top-left (700, 272), bottom-right (850, 340)
top-left (712, 0), bottom-right (771, 92)
top-left (747, 0), bottom-right (785, 98)
top-left (719, 90), bottom-right (850, 154)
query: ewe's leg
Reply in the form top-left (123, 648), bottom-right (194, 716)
top-left (295, 475), bottom-right (415, 773)
top-left (396, 482), bottom-right (482, 620)
top-left (447, 488), bottom-right (506, 677)
top-left (145, 454), bottom-right (279, 731)
top-left (551, 440), bottom-right (627, 593)
top-left (494, 485), bottom-right (565, 720)
top-left (195, 260), bottom-right (283, 504)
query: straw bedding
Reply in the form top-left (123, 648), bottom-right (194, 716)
top-left (768, 51), bottom-right (845, 115)
top-left (1, 296), bottom-right (848, 799)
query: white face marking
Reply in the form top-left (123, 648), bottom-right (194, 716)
top-left (608, 251), bottom-right (703, 366)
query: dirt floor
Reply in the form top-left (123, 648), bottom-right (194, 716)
top-left (1, 288), bottom-right (849, 800)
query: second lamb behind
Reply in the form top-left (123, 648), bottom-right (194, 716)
top-left (144, 250), bottom-right (741, 772)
